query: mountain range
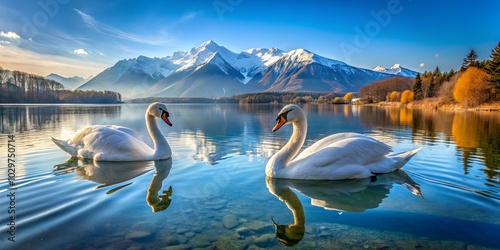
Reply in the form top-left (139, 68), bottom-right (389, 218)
top-left (74, 40), bottom-right (418, 98)
top-left (46, 73), bottom-right (91, 90)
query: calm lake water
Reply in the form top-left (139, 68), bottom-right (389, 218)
top-left (0, 103), bottom-right (499, 250)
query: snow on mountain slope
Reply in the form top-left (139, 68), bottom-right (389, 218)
top-left (280, 48), bottom-right (346, 69)
top-left (151, 52), bottom-right (245, 97)
top-left (169, 40), bottom-right (284, 83)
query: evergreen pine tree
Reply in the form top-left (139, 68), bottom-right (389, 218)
top-left (486, 41), bottom-right (500, 88)
top-left (413, 73), bottom-right (423, 100)
top-left (461, 49), bottom-right (478, 70)
top-left (433, 66), bottom-right (441, 76)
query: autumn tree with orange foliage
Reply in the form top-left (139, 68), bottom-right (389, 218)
top-left (453, 67), bottom-right (491, 107)
top-left (343, 92), bottom-right (354, 103)
top-left (333, 97), bottom-right (344, 104)
top-left (400, 90), bottom-right (414, 104)
top-left (389, 91), bottom-right (399, 102)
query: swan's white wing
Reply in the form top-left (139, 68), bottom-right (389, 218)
top-left (69, 126), bottom-right (145, 147)
top-left (291, 136), bottom-right (392, 168)
top-left (295, 133), bottom-right (391, 162)
top-left (108, 125), bottom-right (143, 140)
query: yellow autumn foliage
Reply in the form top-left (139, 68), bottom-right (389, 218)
top-left (389, 91), bottom-right (399, 102)
top-left (333, 97), bottom-right (344, 104)
top-left (400, 90), bottom-right (414, 104)
top-left (343, 92), bottom-right (354, 103)
top-left (453, 67), bottom-right (491, 107)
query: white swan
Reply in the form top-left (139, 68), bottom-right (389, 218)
top-left (266, 104), bottom-right (421, 180)
top-left (51, 102), bottom-right (172, 161)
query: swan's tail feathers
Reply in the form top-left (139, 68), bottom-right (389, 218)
top-left (391, 147), bottom-right (422, 169)
top-left (51, 137), bottom-right (77, 156)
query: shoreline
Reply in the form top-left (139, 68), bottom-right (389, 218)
top-left (365, 99), bottom-right (500, 112)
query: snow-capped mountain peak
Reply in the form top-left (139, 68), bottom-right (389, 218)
top-left (390, 63), bottom-right (401, 70)
top-left (284, 48), bottom-right (314, 63)
top-left (280, 48), bottom-right (346, 69)
top-left (373, 64), bottom-right (418, 77)
top-left (242, 47), bottom-right (284, 66)
top-left (174, 40), bottom-right (286, 83)
top-left (173, 40), bottom-right (237, 73)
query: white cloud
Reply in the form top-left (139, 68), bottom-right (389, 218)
top-left (419, 63), bottom-right (425, 67)
top-left (73, 48), bottom-right (88, 55)
top-left (435, 53), bottom-right (439, 58)
top-left (0, 40), bottom-right (11, 44)
top-left (74, 9), bottom-right (173, 46)
top-left (174, 12), bottom-right (198, 25)
top-left (98, 51), bottom-right (105, 56)
top-left (0, 31), bottom-right (20, 40)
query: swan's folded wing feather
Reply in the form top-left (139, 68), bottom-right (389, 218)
top-left (85, 128), bottom-right (151, 152)
top-left (69, 125), bottom-right (143, 147)
top-left (291, 136), bottom-right (392, 168)
top-left (295, 133), bottom-right (362, 161)
top-left (109, 125), bottom-right (143, 140)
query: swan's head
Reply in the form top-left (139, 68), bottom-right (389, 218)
top-left (272, 104), bottom-right (305, 132)
top-left (147, 102), bottom-right (172, 126)
top-left (271, 217), bottom-right (305, 247)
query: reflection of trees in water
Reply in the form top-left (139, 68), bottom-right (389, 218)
top-left (1, 106), bottom-right (59, 133)
top-left (0, 105), bottom-right (121, 133)
top-left (414, 110), bottom-right (500, 180)
top-left (451, 112), bottom-right (500, 181)
top-left (356, 106), bottom-right (499, 181)
top-left (411, 109), bottom-right (455, 144)
top-left (358, 106), bottom-right (410, 129)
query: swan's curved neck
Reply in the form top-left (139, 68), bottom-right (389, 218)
top-left (146, 114), bottom-right (171, 159)
top-left (281, 187), bottom-right (305, 225)
top-left (267, 118), bottom-right (307, 175)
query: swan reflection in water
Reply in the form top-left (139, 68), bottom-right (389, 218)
top-left (266, 170), bottom-right (422, 247)
top-left (54, 158), bottom-right (173, 212)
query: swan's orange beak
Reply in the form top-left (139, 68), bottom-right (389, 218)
top-left (273, 115), bottom-right (287, 132)
top-left (161, 112), bottom-right (172, 126)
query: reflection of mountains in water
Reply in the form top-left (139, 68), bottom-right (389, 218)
top-left (168, 104), bottom-right (372, 164)
top-left (0, 105), bottom-right (121, 133)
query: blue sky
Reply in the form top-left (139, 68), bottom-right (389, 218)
top-left (0, 0), bottom-right (499, 78)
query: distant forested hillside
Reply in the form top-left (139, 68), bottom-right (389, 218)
top-left (0, 68), bottom-right (122, 103)
top-left (233, 92), bottom-right (342, 104)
